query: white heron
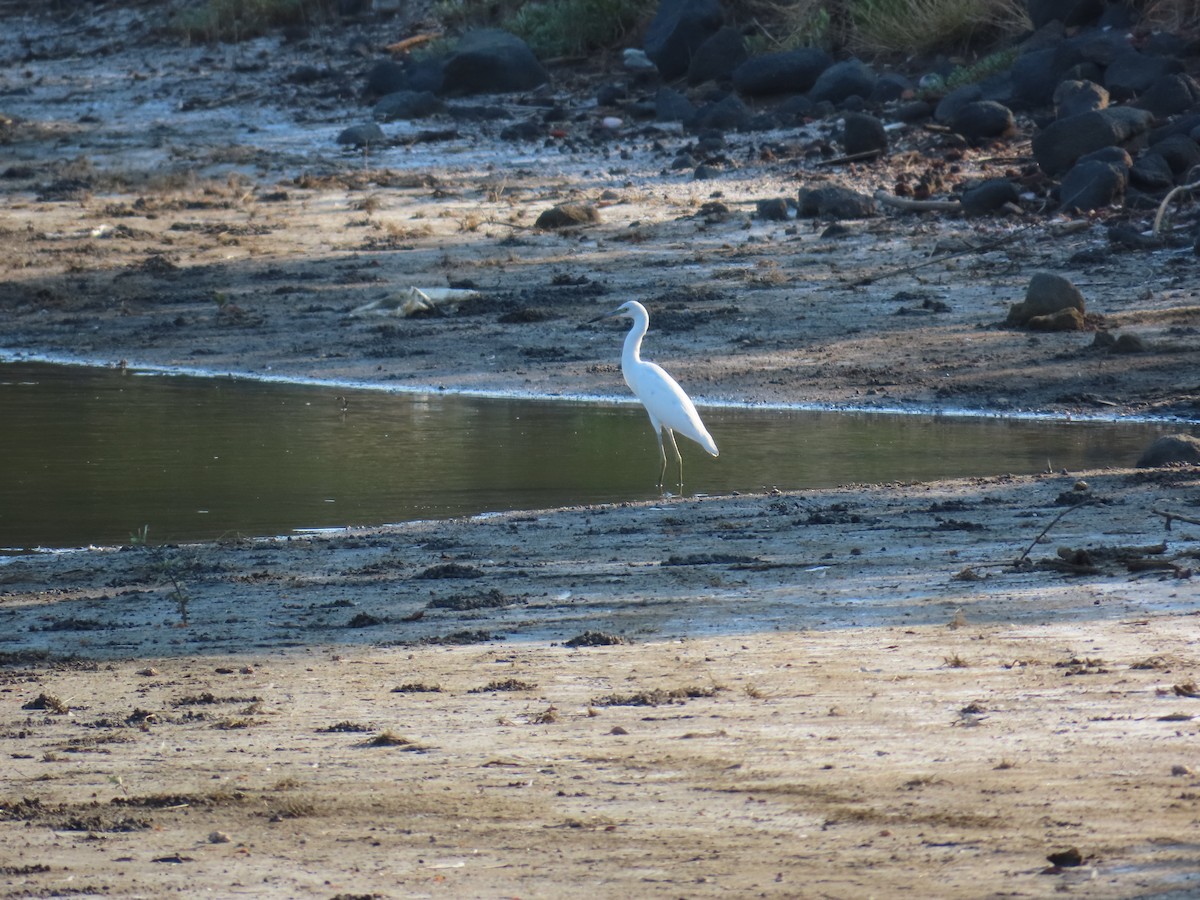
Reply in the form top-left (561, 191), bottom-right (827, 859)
top-left (591, 300), bottom-right (718, 487)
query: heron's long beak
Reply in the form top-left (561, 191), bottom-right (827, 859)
top-left (589, 307), bottom-right (623, 323)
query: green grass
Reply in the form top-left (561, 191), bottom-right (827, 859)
top-left (503, 0), bottom-right (652, 58)
top-left (172, 0), bottom-right (339, 42)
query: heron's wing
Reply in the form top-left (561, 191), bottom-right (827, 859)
top-left (632, 362), bottom-right (718, 456)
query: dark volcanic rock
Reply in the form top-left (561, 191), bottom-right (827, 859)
top-left (934, 84), bottom-right (982, 124)
top-left (797, 185), bottom-right (876, 219)
top-left (1053, 79), bottom-right (1108, 118)
top-left (949, 100), bottom-right (1014, 141)
top-left (1009, 47), bottom-right (1059, 108)
top-left (690, 93), bottom-right (749, 131)
top-left (732, 47), bottom-right (833, 96)
top-left (841, 112), bottom-right (888, 156)
top-left (1137, 434), bottom-right (1200, 467)
top-left (441, 30), bottom-right (548, 96)
top-left (366, 58), bottom-right (444, 97)
top-left (373, 90), bottom-right (442, 121)
top-left (1007, 272), bottom-right (1086, 326)
top-left (809, 59), bottom-right (875, 106)
top-left (535, 202), bottom-right (601, 229)
top-left (366, 60), bottom-right (408, 96)
top-left (1130, 152), bottom-right (1176, 192)
top-left (655, 86), bottom-right (696, 122)
top-left (959, 179), bottom-right (1020, 215)
top-left (1058, 159), bottom-right (1126, 211)
top-left (1135, 73), bottom-right (1200, 118)
top-left (335, 122), bottom-right (385, 147)
top-left (1104, 49), bottom-right (1182, 101)
top-left (1032, 106), bottom-right (1154, 175)
top-left (755, 197), bottom-right (790, 220)
top-left (644, 0), bottom-right (723, 81)
top-left (1152, 133), bottom-right (1200, 176)
top-left (687, 26), bottom-right (747, 85)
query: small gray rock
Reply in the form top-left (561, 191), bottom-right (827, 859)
top-left (535, 203), bottom-right (601, 229)
top-left (336, 123), bottom-right (385, 147)
top-left (797, 185), bottom-right (876, 219)
top-left (960, 179), bottom-right (1020, 215)
top-left (755, 198), bottom-right (791, 221)
top-left (373, 90), bottom-right (442, 122)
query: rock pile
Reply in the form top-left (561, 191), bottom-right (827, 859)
top-left (352, 0), bottom-right (1200, 228)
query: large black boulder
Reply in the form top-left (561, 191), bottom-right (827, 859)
top-left (687, 26), bottom-right (747, 85)
top-left (808, 59), bottom-right (875, 105)
top-left (949, 101), bottom-right (1015, 142)
top-left (1152, 133), bottom-right (1200, 177)
top-left (1009, 47), bottom-right (1059, 108)
top-left (1135, 73), bottom-right (1200, 119)
top-left (841, 112), bottom-right (888, 156)
top-left (731, 47), bottom-right (833, 96)
top-left (1032, 106), bottom-right (1154, 175)
top-left (1027, 0), bottom-right (1104, 29)
top-left (1105, 49), bottom-right (1182, 101)
top-left (440, 30), bottom-right (548, 96)
top-left (366, 58), bottom-right (444, 97)
top-left (1137, 434), bottom-right (1200, 467)
top-left (1058, 158), bottom-right (1126, 211)
top-left (644, 0), bottom-right (723, 81)
top-left (373, 90), bottom-right (443, 121)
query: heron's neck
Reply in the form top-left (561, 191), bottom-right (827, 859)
top-left (622, 315), bottom-right (647, 367)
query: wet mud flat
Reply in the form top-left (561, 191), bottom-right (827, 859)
top-left (2, 468), bottom-right (1199, 898)
top-left (3, 5), bottom-right (1200, 418)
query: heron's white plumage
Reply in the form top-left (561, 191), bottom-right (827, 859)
top-left (595, 299), bottom-right (718, 486)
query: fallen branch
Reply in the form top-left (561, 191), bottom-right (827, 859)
top-left (1013, 500), bottom-right (1092, 567)
top-left (1152, 177), bottom-right (1200, 238)
top-left (874, 191), bottom-right (961, 213)
top-left (1152, 509), bottom-right (1200, 531)
top-left (816, 149), bottom-right (886, 167)
top-left (385, 32), bottom-right (442, 55)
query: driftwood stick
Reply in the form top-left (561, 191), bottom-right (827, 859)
top-left (1014, 500), bottom-right (1092, 566)
top-left (874, 190), bottom-right (961, 213)
top-left (816, 149), bottom-right (886, 167)
top-left (1152, 178), bottom-right (1200, 238)
top-left (1152, 509), bottom-right (1200, 531)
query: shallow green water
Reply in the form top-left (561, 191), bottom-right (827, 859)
top-left (0, 361), bottom-right (1188, 551)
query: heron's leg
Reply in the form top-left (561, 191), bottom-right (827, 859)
top-left (653, 426), bottom-right (668, 488)
top-left (664, 428), bottom-right (683, 487)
